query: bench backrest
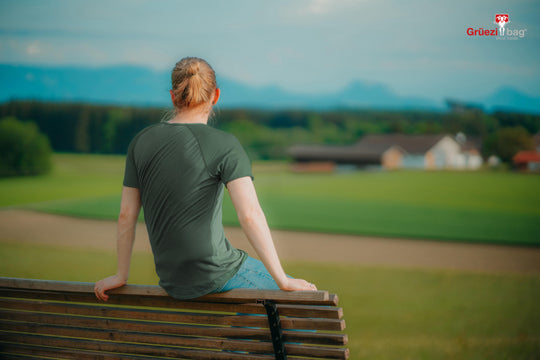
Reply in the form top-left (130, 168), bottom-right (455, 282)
top-left (0, 277), bottom-right (349, 360)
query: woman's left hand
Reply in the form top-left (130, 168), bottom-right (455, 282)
top-left (280, 278), bottom-right (317, 291)
top-left (94, 274), bottom-right (127, 302)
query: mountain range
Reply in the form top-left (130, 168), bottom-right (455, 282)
top-left (1, 64), bottom-right (539, 113)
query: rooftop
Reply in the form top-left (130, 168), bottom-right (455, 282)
top-left (356, 134), bottom-right (448, 154)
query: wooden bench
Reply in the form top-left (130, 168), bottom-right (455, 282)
top-left (0, 277), bottom-right (349, 359)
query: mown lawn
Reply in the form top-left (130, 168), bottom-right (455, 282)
top-left (1, 153), bottom-right (539, 245)
top-left (0, 241), bottom-right (538, 359)
top-left (2, 154), bottom-right (539, 358)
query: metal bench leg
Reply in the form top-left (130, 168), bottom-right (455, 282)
top-left (261, 299), bottom-right (287, 360)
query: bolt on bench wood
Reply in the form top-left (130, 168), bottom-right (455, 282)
top-left (0, 277), bottom-right (349, 360)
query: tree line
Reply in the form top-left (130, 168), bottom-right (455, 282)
top-left (1, 100), bottom-right (538, 162)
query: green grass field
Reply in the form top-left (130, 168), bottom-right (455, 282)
top-left (0, 241), bottom-right (538, 359)
top-left (2, 154), bottom-right (539, 358)
top-left (1, 153), bottom-right (539, 245)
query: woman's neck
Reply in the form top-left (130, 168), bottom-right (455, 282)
top-left (167, 107), bottom-right (210, 124)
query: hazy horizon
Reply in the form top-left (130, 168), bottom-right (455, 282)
top-left (1, 0), bottom-right (539, 102)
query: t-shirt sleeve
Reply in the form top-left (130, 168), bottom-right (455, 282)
top-left (219, 135), bottom-right (253, 186)
top-left (123, 138), bottom-right (140, 188)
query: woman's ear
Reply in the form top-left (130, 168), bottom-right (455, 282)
top-left (169, 90), bottom-right (176, 104)
top-left (213, 88), bottom-right (220, 105)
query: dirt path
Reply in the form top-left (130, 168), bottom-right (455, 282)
top-left (2, 209), bottom-right (539, 275)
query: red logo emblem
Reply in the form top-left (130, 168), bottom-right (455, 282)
top-left (495, 14), bottom-right (509, 25)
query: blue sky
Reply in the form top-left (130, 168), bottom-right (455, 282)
top-left (0, 0), bottom-right (538, 102)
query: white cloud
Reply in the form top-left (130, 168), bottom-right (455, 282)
top-left (0, 0), bottom-right (538, 99)
top-left (308, 0), bottom-right (332, 15)
top-left (284, 0), bottom-right (365, 20)
top-left (26, 42), bottom-right (40, 56)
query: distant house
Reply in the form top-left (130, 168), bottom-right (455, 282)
top-left (511, 132), bottom-right (540, 172)
top-left (513, 151), bottom-right (540, 172)
top-left (455, 133), bottom-right (484, 170)
top-left (288, 142), bottom-right (405, 171)
top-left (458, 142), bottom-right (483, 169)
top-left (356, 134), bottom-right (483, 170)
top-left (288, 133), bottom-right (483, 171)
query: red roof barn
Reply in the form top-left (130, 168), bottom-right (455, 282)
top-left (513, 151), bottom-right (540, 172)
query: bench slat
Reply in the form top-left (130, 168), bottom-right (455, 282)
top-left (0, 277), bottom-right (336, 305)
top-left (0, 332), bottom-right (277, 360)
top-left (0, 320), bottom-right (275, 355)
top-left (1, 320), bottom-right (349, 359)
top-left (202, 289), bottom-right (335, 305)
top-left (1, 332), bottom-right (336, 360)
top-left (0, 309), bottom-right (348, 346)
top-left (1, 342), bottom-right (165, 360)
top-left (0, 289), bottom-right (343, 319)
top-left (0, 298), bottom-right (345, 331)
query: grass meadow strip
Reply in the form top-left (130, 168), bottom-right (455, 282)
top-left (1, 241), bottom-right (538, 359)
top-left (3, 153), bottom-right (539, 245)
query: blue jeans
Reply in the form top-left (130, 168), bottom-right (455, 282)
top-left (212, 256), bottom-right (287, 293)
top-left (213, 256), bottom-right (314, 349)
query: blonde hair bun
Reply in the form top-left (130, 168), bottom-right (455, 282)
top-left (185, 62), bottom-right (200, 76)
top-left (171, 57), bottom-right (217, 109)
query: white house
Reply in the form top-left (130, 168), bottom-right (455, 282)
top-left (288, 133), bottom-right (484, 171)
top-left (356, 133), bottom-right (483, 170)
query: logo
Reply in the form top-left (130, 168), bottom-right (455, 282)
top-left (466, 13), bottom-right (527, 40)
top-left (495, 14), bottom-right (509, 36)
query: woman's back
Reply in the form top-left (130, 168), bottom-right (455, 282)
top-left (94, 57), bottom-right (316, 304)
top-left (124, 122), bottom-right (252, 299)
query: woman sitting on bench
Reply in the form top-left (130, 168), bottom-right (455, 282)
top-left (95, 57), bottom-right (316, 301)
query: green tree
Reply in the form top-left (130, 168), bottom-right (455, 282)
top-left (0, 117), bottom-right (53, 177)
top-left (483, 126), bottom-right (534, 163)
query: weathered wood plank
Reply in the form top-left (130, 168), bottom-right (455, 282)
top-left (0, 332), bottom-right (277, 360)
top-left (201, 289), bottom-right (334, 305)
top-left (0, 289), bottom-right (343, 319)
top-left (0, 342), bottom-right (162, 359)
top-left (0, 298), bottom-right (345, 331)
top-left (0, 354), bottom-right (46, 360)
top-left (0, 354), bottom-right (56, 360)
top-left (279, 304), bottom-right (343, 319)
top-left (0, 309), bottom-right (348, 345)
top-left (1, 320), bottom-right (348, 359)
top-left (0, 277), bottom-right (336, 305)
top-left (0, 320), bottom-right (274, 354)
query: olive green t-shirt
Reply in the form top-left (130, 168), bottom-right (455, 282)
top-left (123, 122), bottom-right (251, 299)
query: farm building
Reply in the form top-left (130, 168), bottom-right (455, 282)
top-left (512, 132), bottom-right (540, 172)
top-left (513, 151), bottom-right (540, 172)
top-left (289, 133), bottom-right (483, 171)
top-left (288, 142), bottom-right (405, 172)
top-left (357, 133), bottom-right (484, 170)
top-left (457, 136), bottom-right (484, 169)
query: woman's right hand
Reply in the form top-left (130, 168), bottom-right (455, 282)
top-left (94, 274), bottom-right (127, 301)
top-left (280, 278), bottom-right (317, 291)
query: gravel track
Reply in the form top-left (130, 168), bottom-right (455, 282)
top-left (2, 209), bottom-right (539, 275)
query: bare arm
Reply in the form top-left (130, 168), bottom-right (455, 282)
top-left (227, 176), bottom-right (316, 291)
top-left (95, 186), bottom-right (142, 301)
